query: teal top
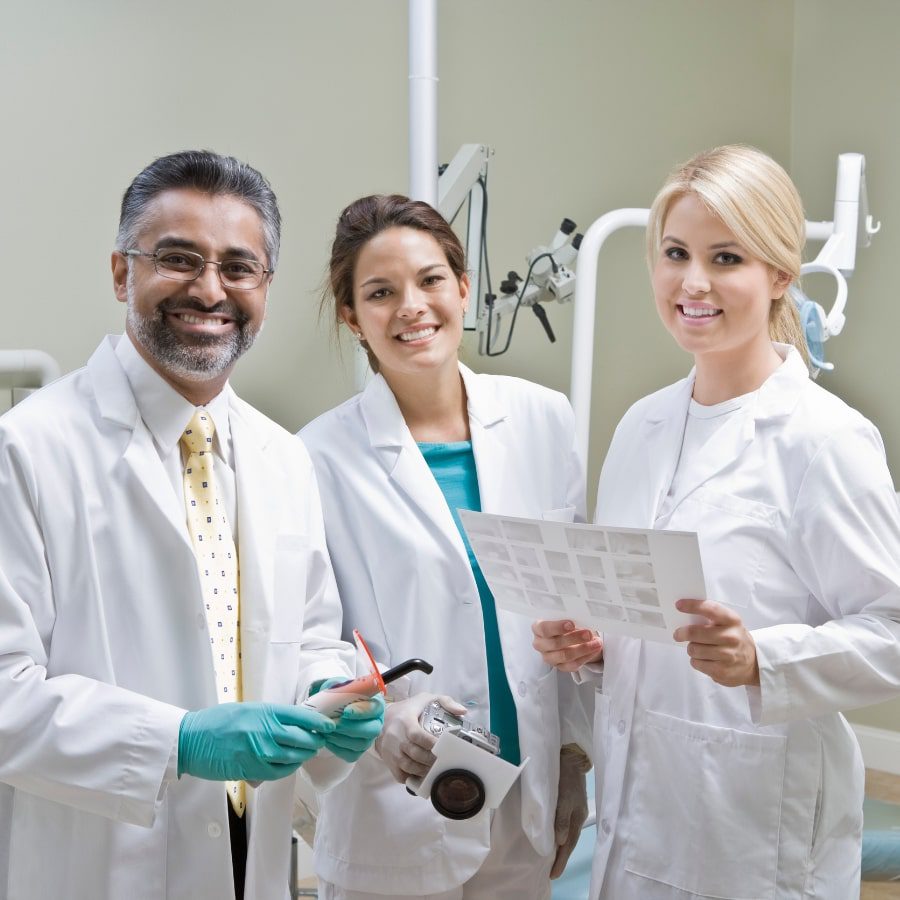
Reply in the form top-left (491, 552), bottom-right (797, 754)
top-left (418, 441), bottom-right (521, 765)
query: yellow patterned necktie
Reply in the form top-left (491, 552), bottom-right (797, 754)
top-left (181, 409), bottom-right (245, 817)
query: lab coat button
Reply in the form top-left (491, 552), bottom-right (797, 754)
top-left (600, 818), bottom-right (611, 836)
top-left (465, 700), bottom-right (478, 708)
top-left (617, 719), bottom-right (626, 735)
top-left (208, 822), bottom-right (223, 838)
top-left (517, 681), bottom-right (527, 697)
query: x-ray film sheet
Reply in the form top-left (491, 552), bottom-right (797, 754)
top-left (458, 511), bottom-right (707, 643)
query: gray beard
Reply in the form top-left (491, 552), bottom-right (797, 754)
top-left (126, 274), bottom-right (261, 381)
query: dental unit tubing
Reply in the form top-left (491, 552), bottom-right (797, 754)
top-left (0, 350), bottom-right (61, 388)
top-left (408, 0), bottom-right (439, 206)
top-left (570, 208), bottom-right (649, 465)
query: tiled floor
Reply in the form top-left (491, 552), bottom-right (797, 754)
top-left (862, 769), bottom-right (900, 899)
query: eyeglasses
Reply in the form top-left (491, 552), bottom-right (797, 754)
top-left (122, 248), bottom-right (272, 290)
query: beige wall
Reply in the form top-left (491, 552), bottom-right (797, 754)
top-left (1, 1), bottom-right (895, 733)
top-left (792, 0), bottom-right (900, 736)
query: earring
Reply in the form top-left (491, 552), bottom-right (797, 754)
top-left (354, 331), bottom-right (366, 343)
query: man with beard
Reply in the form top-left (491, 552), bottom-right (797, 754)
top-left (0, 151), bottom-right (383, 900)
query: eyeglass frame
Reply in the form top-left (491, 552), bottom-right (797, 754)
top-left (121, 248), bottom-right (273, 290)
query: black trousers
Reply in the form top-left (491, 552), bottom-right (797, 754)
top-left (228, 801), bottom-right (247, 900)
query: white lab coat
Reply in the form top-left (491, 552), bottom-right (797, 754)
top-left (586, 345), bottom-right (900, 899)
top-left (0, 336), bottom-right (353, 900)
top-left (299, 364), bottom-right (593, 896)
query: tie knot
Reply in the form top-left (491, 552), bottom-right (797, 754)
top-left (181, 409), bottom-right (216, 455)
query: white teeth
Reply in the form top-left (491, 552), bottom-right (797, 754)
top-left (398, 327), bottom-right (436, 342)
top-left (180, 314), bottom-right (226, 326)
top-left (681, 306), bottom-right (720, 318)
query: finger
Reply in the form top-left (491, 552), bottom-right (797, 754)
top-left (340, 695), bottom-right (385, 720)
top-left (675, 598), bottom-right (740, 626)
top-left (406, 728), bottom-right (438, 753)
top-left (255, 740), bottom-right (322, 768)
top-left (271, 721), bottom-right (329, 751)
top-left (324, 733), bottom-right (371, 753)
top-left (273, 703), bottom-right (336, 733)
top-left (550, 828), bottom-right (579, 879)
top-left (685, 641), bottom-right (731, 662)
top-left (399, 755), bottom-right (434, 779)
top-left (532, 627), bottom-right (595, 653)
top-left (532, 619), bottom-right (576, 640)
top-left (325, 744), bottom-right (366, 763)
top-left (689, 657), bottom-right (738, 686)
top-left (403, 742), bottom-right (437, 768)
top-left (542, 639), bottom-right (603, 670)
top-left (333, 718), bottom-right (383, 741)
top-left (434, 695), bottom-right (467, 716)
top-left (673, 623), bottom-right (731, 644)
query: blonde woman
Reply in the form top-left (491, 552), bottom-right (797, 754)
top-left (534, 145), bottom-right (900, 899)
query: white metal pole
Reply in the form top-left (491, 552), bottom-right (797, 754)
top-left (570, 209), bottom-right (650, 466)
top-left (408, 0), bottom-right (438, 204)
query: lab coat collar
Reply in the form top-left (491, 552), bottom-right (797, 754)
top-left (358, 362), bottom-right (507, 571)
top-left (87, 336), bottom-right (193, 549)
top-left (642, 343), bottom-right (808, 426)
top-left (639, 342), bottom-right (810, 519)
top-left (359, 362), bottom-right (507, 447)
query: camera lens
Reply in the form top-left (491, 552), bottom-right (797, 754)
top-left (429, 768), bottom-right (486, 820)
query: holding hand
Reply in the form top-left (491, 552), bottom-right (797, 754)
top-left (532, 619), bottom-right (603, 672)
top-left (323, 691), bottom-right (386, 763)
top-left (178, 702), bottom-right (335, 782)
top-left (673, 598), bottom-right (760, 687)
top-left (374, 693), bottom-right (467, 783)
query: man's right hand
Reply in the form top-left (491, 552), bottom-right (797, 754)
top-left (374, 693), bottom-right (467, 784)
top-left (178, 702), bottom-right (335, 782)
top-left (532, 620), bottom-right (604, 672)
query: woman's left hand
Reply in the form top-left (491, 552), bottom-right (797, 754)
top-left (672, 598), bottom-right (760, 687)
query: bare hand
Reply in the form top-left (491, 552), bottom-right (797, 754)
top-left (672, 598), bottom-right (760, 687)
top-left (532, 619), bottom-right (603, 673)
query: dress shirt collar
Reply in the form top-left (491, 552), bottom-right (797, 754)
top-left (114, 333), bottom-right (233, 464)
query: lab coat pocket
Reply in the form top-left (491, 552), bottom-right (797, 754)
top-left (624, 709), bottom-right (786, 899)
top-left (685, 486), bottom-right (777, 609)
top-left (270, 534), bottom-right (308, 642)
top-left (542, 506), bottom-right (577, 523)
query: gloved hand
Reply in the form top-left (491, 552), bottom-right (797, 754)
top-left (550, 745), bottom-right (591, 878)
top-left (374, 693), bottom-right (467, 784)
top-left (178, 702), bottom-right (335, 782)
top-left (312, 677), bottom-right (386, 763)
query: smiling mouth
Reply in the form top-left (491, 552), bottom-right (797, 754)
top-left (397, 326), bottom-right (438, 342)
top-left (678, 305), bottom-right (722, 319)
top-left (174, 312), bottom-right (234, 327)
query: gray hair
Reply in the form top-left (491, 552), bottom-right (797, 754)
top-left (116, 150), bottom-right (281, 271)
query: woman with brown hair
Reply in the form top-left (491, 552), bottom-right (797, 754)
top-left (299, 194), bottom-right (593, 899)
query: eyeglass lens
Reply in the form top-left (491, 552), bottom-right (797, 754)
top-left (154, 248), bottom-right (265, 288)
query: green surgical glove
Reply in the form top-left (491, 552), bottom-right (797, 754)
top-left (312, 677), bottom-right (386, 763)
top-left (178, 702), bottom-right (335, 782)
